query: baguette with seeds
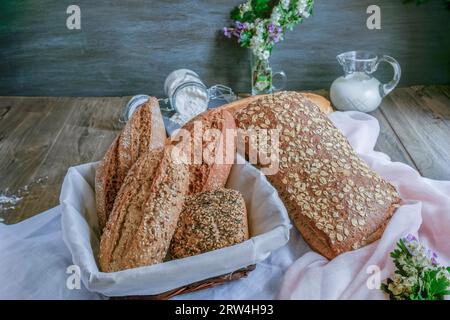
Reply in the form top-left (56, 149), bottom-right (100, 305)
top-left (95, 97), bottom-right (166, 232)
top-left (99, 146), bottom-right (189, 272)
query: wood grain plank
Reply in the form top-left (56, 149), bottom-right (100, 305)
top-left (310, 89), bottom-right (419, 170)
top-left (370, 108), bottom-right (418, 170)
top-left (0, 1), bottom-right (449, 97)
top-left (379, 88), bottom-right (450, 180)
top-left (10, 97), bottom-right (127, 223)
top-left (1, 87), bottom-right (449, 224)
top-left (0, 97), bottom-right (75, 190)
top-left (409, 85), bottom-right (450, 123)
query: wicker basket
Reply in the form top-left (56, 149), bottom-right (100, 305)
top-left (113, 265), bottom-right (256, 300)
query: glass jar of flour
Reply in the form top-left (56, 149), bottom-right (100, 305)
top-left (121, 69), bottom-right (235, 126)
top-left (164, 69), bottom-right (209, 117)
top-left (164, 69), bottom-right (236, 126)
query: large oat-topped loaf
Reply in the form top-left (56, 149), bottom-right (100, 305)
top-left (234, 91), bottom-right (401, 259)
top-left (95, 97), bottom-right (166, 232)
top-left (169, 188), bottom-right (249, 259)
top-left (99, 146), bottom-right (189, 272)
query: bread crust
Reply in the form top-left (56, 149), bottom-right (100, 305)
top-left (99, 146), bottom-right (189, 272)
top-left (99, 148), bottom-right (164, 272)
top-left (170, 108), bottom-right (236, 194)
top-left (220, 92), bottom-right (333, 116)
top-left (234, 91), bottom-right (400, 259)
top-left (95, 97), bottom-right (166, 232)
top-left (169, 188), bottom-right (249, 259)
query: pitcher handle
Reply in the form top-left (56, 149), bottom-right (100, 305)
top-left (377, 55), bottom-right (401, 98)
top-left (272, 71), bottom-right (287, 92)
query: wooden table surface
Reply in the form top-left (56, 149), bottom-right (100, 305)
top-left (0, 85), bottom-right (449, 224)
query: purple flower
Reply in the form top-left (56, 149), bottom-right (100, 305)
top-left (267, 23), bottom-right (283, 43)
top-left (230, 21), bottom-right (248, 40)
top-left (223, 27), bottom-right (232, 39)
top-left (404, 234), bottom-right (417, 243)
top-left (234, 21), bottom-right (246, 31)
top-left (427, 249), bottom-right (439, 266)
top-left (403, 234), bottom-right (418, 256)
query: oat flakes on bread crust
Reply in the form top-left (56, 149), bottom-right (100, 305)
top-left (234, 91), bottom-right (400, 259)
top-left (95, 97), bottom-right (166, 232)
top-left (220, 92), bottom-right (333, 116)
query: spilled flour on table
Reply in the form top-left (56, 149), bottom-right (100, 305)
top-left (0, 194), bottom-right (22, 221)
top-left (0, 176), bottom-right (48, 223)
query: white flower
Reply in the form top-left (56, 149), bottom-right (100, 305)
top-left (239, 1), bottom-right (251, 13)
top-left (271, 9), bottom-right (281, 24)
top-left (262, 50), bottom-right (270, 60)
top-left (255, 20), bottom-right (265, 36)
top-left (404, 276), bottom-right (417, 289)
top-left (297, 0), bottom-right (310, 17)
top-left (281, 0), bottom-right (290, 10)
top-left (250, 34), bottom-right (263, 49)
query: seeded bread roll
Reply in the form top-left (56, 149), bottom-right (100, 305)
top-left (169, 188), bottom-right (249, 259)
top-left (170, 108), bottom-right (236, 194)
top-left (99, 146), bottom-right (189, 272)
top-left (234, 91), bottom-right (400, 259)
top-left (95, 97), bottom-right (166, 232)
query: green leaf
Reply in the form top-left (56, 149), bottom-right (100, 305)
top-left (420, 268), bottom-right (450, 299)
top-left (242, 11), bottom-right (256, 22)
top-left (230, 6), bottom-right (242, 20)
top-left (252, 0), bottom-right (270, 12)
top-left (239, 31), bottom-right (252, 47)
top-left (398, 238), bottom-right (410, 256)
top-left (251, 0), bottom-right (271, 18)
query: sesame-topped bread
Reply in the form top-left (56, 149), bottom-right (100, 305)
top-left (95, 97), bottom-right (166, 232)
top-left (170, 108), bottom-right (236, 194)
top-left (169, 188), bottom-right (249, 259)
top-left (99, 146), bottom-right (189, 272)
top-left (234, 91), bottom-right (400, 259)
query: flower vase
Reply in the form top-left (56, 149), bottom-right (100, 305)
top-left (250, 52), bottom-right (286, 96)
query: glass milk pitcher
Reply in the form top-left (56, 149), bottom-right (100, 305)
top-left (330, 51), bottom-right (401, 112)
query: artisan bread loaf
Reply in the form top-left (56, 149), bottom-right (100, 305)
top-left (169, 188), bottom-right (249, 259)
top-left (220, 92), bottom-right (333, 116)
top-left (95, 97), bottom-right (166, 232)
top-left (170, 108), bottom-right (236, 194)
top-left (302, 92), bottom-right (333, 114)
top-left (234, 91), bottom-right (400, 259)
top-left (99, 146), bottom-right (189, 272)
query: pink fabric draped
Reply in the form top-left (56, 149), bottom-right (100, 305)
top-left (279, 111), bottom-right (450, 300)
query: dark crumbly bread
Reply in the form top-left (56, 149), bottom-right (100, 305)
top-left (169, 188), bottom-right (249, 259)
top-left (234, 91), bottom-right (400, 259)
top-left (95, 97), bottom-right (166, 232)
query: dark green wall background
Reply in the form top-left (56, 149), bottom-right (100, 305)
top-left (0, 0), bottom-right (449, 97)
